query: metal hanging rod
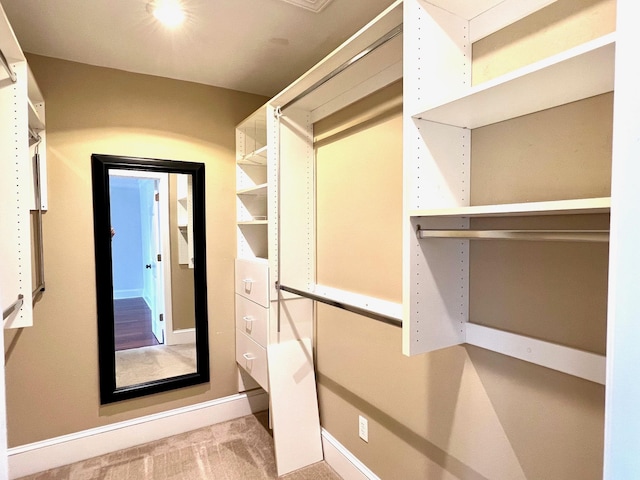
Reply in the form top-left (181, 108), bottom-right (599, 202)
top-left (32, 151), bottom-right (46, 299)
top-left (0, 47), bottom-right (17, 83)
top-left (277, 23), bottom-right (403, 112)
top-left (3, 294), bottom-right (24, 321)
top-left (278, 283), bottom-right (402, 328)
top-left (416, 228), bottom-right (610, 243)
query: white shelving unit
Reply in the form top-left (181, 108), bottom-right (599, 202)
top-left (176, 174), bottom-right (193, 268)
top-left (234, 102), bottom-right (321, 476)
top-left (234, 2), bottom-right (403, 476)
top-left (236, 108), bottom-right (270, 260)
top-left (1, 3), bottom-right (47, 329)
top-left (402, 0), bottom-right (613, 387)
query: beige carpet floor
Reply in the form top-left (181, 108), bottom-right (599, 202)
top-left (115, 343), bottom-right (197, 388)
top-left (17, 412), bottom-right (342, 480)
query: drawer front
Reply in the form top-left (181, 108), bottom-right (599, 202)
top-left (236, 330), bottom-right (269, 391)
top-left (235, 258), bottom-right (269, 307)
top-left (235, 294), bottom-right (269, 347)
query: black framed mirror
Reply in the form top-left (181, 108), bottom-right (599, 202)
top-left (91, 154), bottom-right (209, 404)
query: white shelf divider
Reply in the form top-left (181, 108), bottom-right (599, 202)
top-left (412, 33), bottom-right (615, 128)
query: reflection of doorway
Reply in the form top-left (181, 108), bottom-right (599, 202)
top-left (113, 297), bottom-right (158, 350)
top-left (110, 171), bottom-right (171, 350)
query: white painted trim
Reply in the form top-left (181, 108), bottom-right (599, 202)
top-left (166, 327), bottom-right (196, 345)
top-left (321, 429), bottom-right (379, 480)
top-left (8, 391), bottom-right (269, 479)
top-left (465, 323), bottom-right (606, 384)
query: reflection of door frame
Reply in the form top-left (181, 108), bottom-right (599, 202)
top-left (109, 170), bottom-right (172, 344)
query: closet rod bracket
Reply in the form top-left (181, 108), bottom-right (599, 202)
top-left (0, 48), bottom-right (17, 83)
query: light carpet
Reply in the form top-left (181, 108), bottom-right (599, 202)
top-left (115, 343), bottom-right (197, 388)
top-left (16, 412), bottom-right (342, 480)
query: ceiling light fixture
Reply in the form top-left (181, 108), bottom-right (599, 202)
top-left (148, 0), bottom-right (185, 28)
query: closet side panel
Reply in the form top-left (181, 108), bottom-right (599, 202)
top-left (1, 61), bottom-right (33, 328)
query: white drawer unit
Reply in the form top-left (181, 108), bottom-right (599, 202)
top-left (235, 258), bottom-right (269, 308)
top-left (235, 294), bottom-right (269, 347)
top-left (236, 330), bottom-right (268, 392)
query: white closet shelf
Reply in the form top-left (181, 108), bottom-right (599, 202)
top-left (416, 229), bottom-right (608, 243)
top-left (238, 220), bottom-right (268, 225)
top-left (410, 197), bottom-right (611, 218)
top-left (237, 183), bottom-right (268, 196)
top-left (412, 33), bottom-right (615, 128)
top-left (271, 0), bottom-right (402, 121)
top-left (238, 146), bottom-right (268, 165)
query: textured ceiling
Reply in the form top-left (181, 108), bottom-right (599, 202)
top-left (1, 0), bottom-right (396, 97)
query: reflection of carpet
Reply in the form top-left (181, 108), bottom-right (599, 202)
top-left (115, 343), bottom-right (197, 388)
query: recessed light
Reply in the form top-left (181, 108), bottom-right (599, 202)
top-left (148, 0), bottom-right (185, 28)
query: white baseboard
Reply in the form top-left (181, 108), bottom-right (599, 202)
top-left (166, 327), bottom-right (196, 345)
top-left (8, 391), bottom-right (269, 479)
top-left (113, 288), bottom-right (144, 300)
top-left (321, 429), bottom-right (380, 480)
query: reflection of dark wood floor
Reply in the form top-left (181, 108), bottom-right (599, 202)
top-left (114, 297), bottom-right (159, 351)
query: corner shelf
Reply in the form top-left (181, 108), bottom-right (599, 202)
top-left (237, 183), bottom-right (268, 196)
top-left (237, 146), bottom-right (268, 166)
top-left (238, 220), bottom-right (268, 225)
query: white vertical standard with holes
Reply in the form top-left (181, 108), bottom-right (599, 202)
top-left (1, 3), bottom-right (47, 329)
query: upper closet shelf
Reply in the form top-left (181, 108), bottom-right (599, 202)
top-left (271, 0), bottom-right (402, 123)
top-left (238, 146), bottom-right (268, 166)
top-left (412, 33), bottom-right (615, 128)
top-left (410, 197), bottom-right (611, 218)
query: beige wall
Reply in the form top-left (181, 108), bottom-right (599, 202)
top-left (314, 1), bottom-right (612, 478)
top-left (4, 55), bottom-right (266, 447)
top-left (169, 174), bottom-right (195, 331)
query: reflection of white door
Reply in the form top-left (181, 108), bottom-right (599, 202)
top-left (150, 187), bottom-right (165, 344)
top-left (139, 179), bottom-right (164, 344)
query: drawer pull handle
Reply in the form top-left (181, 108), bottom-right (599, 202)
top-left (243, 316), bottom-right (255, 323)
top-left (243, 353), bottom-right (257, 361)
top-left (242, 278), bottom-right (255, 294)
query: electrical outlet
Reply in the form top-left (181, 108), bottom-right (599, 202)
top-left (358, 415), bottom-right (369, 442)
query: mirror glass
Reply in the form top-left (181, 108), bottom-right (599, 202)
top-left (92, 154), bottom-right (209, 404)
